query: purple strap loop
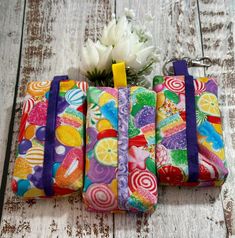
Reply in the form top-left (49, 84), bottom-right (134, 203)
top-left (43, 75), bottom-right (68, 196)
top-left (173, 60), bottom-right (199, 182)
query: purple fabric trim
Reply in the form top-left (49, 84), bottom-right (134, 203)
top-left (43, 75), bottom-right (68, 196)
top-left (117, 87), bottom-right (130, 210)
top-left (173, 61), bottom-right (199, 182)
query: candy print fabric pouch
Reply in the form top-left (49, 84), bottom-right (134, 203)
top-left (83, 86), bottom-right (157, 213)
top-left (12, 76), bottom-right (88, 198)
top-left (154, 60), bottom-right (228, 186)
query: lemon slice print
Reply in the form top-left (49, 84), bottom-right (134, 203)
top-left (96, 119), bottom-right (113, 132)
top-left (94, 138), bottom-right (117, 166)
top-left (198, 93), bottom-right (220, 117)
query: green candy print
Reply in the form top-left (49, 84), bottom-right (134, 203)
top-left (196, 110), bottom-right (207, 125)
top-left (128, 116), bottom-right (140, 138)
top-left (146, 157), bottom-right (156, 174)
top-left (171, 150), bottom-right (187, 166)
top-left (136, 91), bottom-right (156, 107)
top-left (195, 96), bottom-right (200, 110)
top-left (164, 90), bottom-right (179, 104)
top-left (87, 87), bottom-right (102, 105)
top-left (131, 104), bottom-right (143, 116)
top-left (153, 75), bottom-right (164, 86)
top-left (156, 129), bottom-right (162, 144)
top-left (59, 92), bottom-right (66, 97)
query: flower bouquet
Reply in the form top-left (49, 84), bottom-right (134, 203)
top-left (79, 9), bottom-right (159, 87)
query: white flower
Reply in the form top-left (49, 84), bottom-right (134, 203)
top-left (100, 16), bottom-right (130, 46)
top-left (124, 8), bottom-right (136, 19)
top-left (79, 39), bottom-right (112, 75)
top-left (112, 32), bottom-right (155, 71)
top-left (78, 9), bottom-right (158, 86)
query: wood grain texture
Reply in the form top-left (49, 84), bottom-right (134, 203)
top-left (0, 0), bottom-right (25, 184)
top-left (198, 0), bottom-right (235, 236)
top-left (114, 1), bottom-right (226, 237)
top-left (0, 1), bottom-right (115, 237)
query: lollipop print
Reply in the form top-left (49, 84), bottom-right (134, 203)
top-left (129, 169), bottom-right (157, 195)
top-left (84, 184), bottom-right (117, 211)
top-left (87, 103), bottom-right (102, 126)
top-left (87, 159), bottom-right (116, 184)
top-left (22, 97), bottom-right (35, 114)
top-left (198, 158), bottom-right (219, 181)
top-left (27, 81), bottom-right (51, 96)
top-left (165, 76), bottom-right (185, 94)
top-left (77, 81), bottom-right (88, 93)
top-left (158, 165), bottom-right (185, 185)
top-left (194, 80), bottom-right (206, 95)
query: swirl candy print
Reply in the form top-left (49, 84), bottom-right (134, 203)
top-left (83, 86), bottom-right (157, 213)
top-left (12, 77), bottom-right (88, 199)
top-left (153, 74), bottom-right (228, 187)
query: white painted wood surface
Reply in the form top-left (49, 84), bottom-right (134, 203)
top-left (198, 0), bottom-right (235, 236)
top-left (0, 0), bottom-right (25, 184)
top-left (0, 0), bottom-right (234, 237)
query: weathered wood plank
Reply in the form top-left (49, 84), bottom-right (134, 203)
top-left (115, 1), bottom-right (227, 237)
top-left (0, 1), bottom-right (115, 237)
top-left (0, 0), bottom-right (25, 184)
top-left (198, 0), bottom-right (235, 236)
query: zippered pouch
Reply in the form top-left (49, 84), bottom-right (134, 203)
top-left (12, 76), bottom-right (87, 198)
top-left (83, 86), bottom-right (158, 212)
top-left (153, 60), bottom-right (228, 186)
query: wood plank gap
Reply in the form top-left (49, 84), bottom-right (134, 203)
top-left (196, 0), bottom-right (206, 76)
top-left (0, 0), bottom-right (27, 223)
top-left (112, 214), bottom-right (115, 238)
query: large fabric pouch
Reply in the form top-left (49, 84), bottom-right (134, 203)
top-left (153, 60), bottom-right (228, 186)
top-left (12, 76), bottom-right (88, 198)
top-left (83, 86), bottom-right (158, 213)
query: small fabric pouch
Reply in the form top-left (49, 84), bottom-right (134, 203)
top-left (12, 76), bottom-right (88, 198)
top-left (83, 86), bottom-right (158, 212)
top-left (153, 60), bottom-right (228, 186)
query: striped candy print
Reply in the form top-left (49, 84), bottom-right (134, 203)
top-left (25, 147), bottom-right (44, 166)
top-left (65, 88), bottom-right (85, 106)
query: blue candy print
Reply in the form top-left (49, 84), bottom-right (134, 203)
top-left (198, 121), bottom-right (224, 150)
top-left (17, 179), bottom-right (30, 196)
top-left (100, 100), bottom-right (118, 130)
